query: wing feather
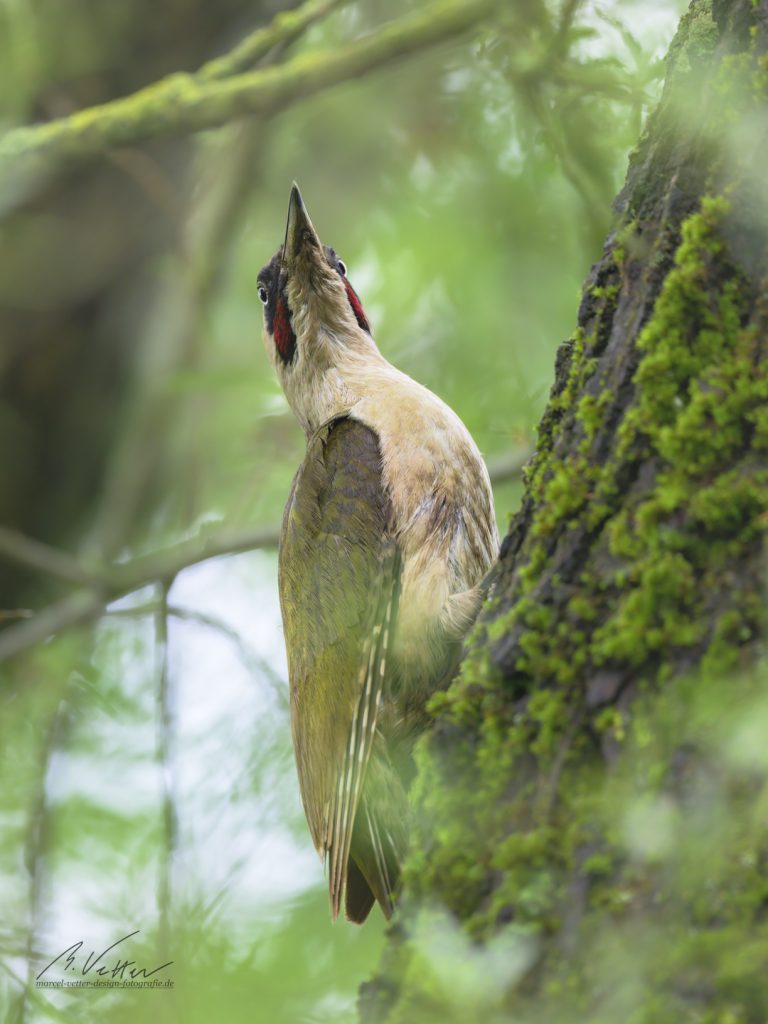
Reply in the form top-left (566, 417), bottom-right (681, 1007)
top-left (278, 416), bottom-right (403, 921)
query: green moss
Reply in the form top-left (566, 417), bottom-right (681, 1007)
top-left (515, 195), bottom-right (765, 692)
top-left (666, 0), bottom-right (717, 78)
top-left (592, 552), bottom-right (703, 665)
top-left (532, 455), bottom-right (598, 537)
top-left (527, 688), bottom-right (570, 758)
top-left (589, 284), bottom-right (619, 301)
top-left (566, 593), bottom-right (598, 623)
top-left (612, 218), bottom-right (640, 268)
top-left (577, 390), bottom-right (612, 444)
top-left (594, 706), bottom-right (627, 741)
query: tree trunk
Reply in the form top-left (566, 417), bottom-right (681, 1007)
top-left (362, 1), bottom-right (768, 1020)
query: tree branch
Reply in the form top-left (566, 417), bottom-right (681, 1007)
top-left (199, 0), bottom-right (349, 82)
top-left (0, 525), bottom-right (103, 589)
top-left (0, 0), bottom-right (502, 202)
top-left (169, 605), bottom-right (288, 699)
top-left (107, 600), bottom-right (288, 697)
top-left (112, 524), bottom-right (282, 590)
top-left (0, 447), bottom-right (529, 663)
top-left (0, 525), bottom-right (280, 662)
top-left (0, 591), bottom-right (107, 663)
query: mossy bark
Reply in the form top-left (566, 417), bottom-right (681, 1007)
top-left (361, 1), bottom-right (768, 1020)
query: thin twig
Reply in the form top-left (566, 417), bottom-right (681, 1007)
top-left (550, 0), bottom-right (582, 60)
top-left (155, 583), bottom-right (176, 963)
top-left (169, 605), bottom-right (288, 701)
top-left (0, 591), bottom-right (106, 663)
top-left (113, 524), bottom-right (282, 590)
top-left (107, 600), bottom-right (286, 697)
top-left (20, 690), bottom-right (71, 1023)
top-left (199, 0), bottom-right (350, 82)
top-left (0, 525), bottom-right (103, 588)
top-left (0, 525), bottom-right (278, 662)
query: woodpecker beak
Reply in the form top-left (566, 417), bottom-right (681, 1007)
top-left (283, 182), bottom-right (322, 271)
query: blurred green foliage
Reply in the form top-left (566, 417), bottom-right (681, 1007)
top-left (0, 1), bottom-right (688, 1021)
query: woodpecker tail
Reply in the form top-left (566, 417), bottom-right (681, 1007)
top-left (344, 751), bottom-right (409, 922)
top-left (327, 541), bottom-right (401, 922)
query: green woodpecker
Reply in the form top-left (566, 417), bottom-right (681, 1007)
top-left (257, 184), bottom-right (498, 923)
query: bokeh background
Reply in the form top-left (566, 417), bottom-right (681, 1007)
top-left (0, 1), bottom-right (687, 1021)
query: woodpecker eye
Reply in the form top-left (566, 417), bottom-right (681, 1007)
top-left (337, 259), bottom-right (347, 277)
top-left (258, 284), bottom-right (268, 305)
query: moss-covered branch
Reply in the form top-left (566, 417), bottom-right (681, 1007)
top-left (198, 0), bottom-right (350, 81)
top-left (0, 0), bottom-right (501, 201)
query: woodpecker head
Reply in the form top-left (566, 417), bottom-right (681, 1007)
top-left (257, 184), bottom-right (378, 432)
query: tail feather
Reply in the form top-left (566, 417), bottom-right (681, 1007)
top-left (345, 858), bottom-right (376, 924)
top-left (342, 752), bottom-right (409, 922)
top-left (327, 542), bottom-right (401, 921)
top-left (364, 804), bottom-right (394, 917)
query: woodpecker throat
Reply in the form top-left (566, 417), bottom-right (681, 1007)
top-left (259, 184), bottom-right (499, 924)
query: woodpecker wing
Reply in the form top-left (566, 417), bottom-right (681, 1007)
top-left (278, 415), bottom-right (401, 921)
